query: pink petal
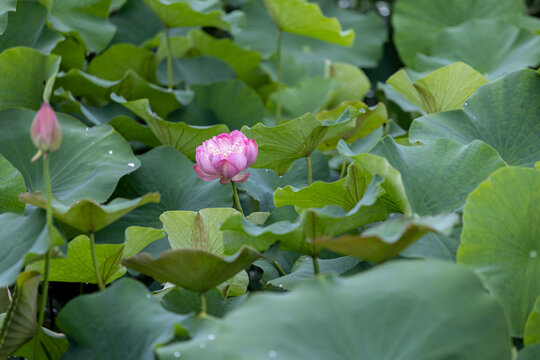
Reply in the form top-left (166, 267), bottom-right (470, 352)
top-left (244, 140), bottom-right (258, 167)
top-left (227, 153), bottom-right (248, 172)
top-left (216, 159), bottom-right (240, 180)
top-left (219, 177), bottom-right (232, 185)
top-left (232, 172), bottom-right (250, 183)
top-left (193, 164), bottom-right (219, 181)
top-left (196, 148), bottom-right (219, 175)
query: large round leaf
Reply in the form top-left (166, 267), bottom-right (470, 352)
top-left (415, 19), bottom-right (540, 79)
top-left (0, 154), bottom-right (25, 214)
top-left (0, 108), bottom-right (140, 204)
top-left (0, 209), bottom-right (47, 287)
top-left (95, 146), bottom-right (231, 244)
top-left (457, 166), bottom-right (540, 337)
top-left (56, 278), bottom-right (187, 360)
top-left (0, 47), bottom-right (60, 111)
top-left (123, 247), bottom-right (261, 293)
top-left (410, 69), bottom-right (540, 167)
top-left (47, 0), bottom-right (116, 52)
top-left (392, 0), bottom-right (524, 67)
top-left (156, 260), bottom-right (512, 359)
top-left (369, 137), bottom-right (506, 259)
top-left (0, 0), bottom-right (63, 54)
top-left (262, 0), bottom-right (354, 46)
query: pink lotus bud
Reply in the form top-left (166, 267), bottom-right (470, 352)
top-left (30, 102), bottom-right (62, 155)
top-left (193, 130), bottom-right (258, 185)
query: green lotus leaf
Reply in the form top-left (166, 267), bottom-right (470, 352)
top-left (525, 295), bottom-right (540, 346)
top-left (157, 55), bottom-right (236, 87)
top-left (161, 208), bottom-right (240, 255)
top-left (114, 97), bottom-right (227, 160)
top-left (123, 246), bottom-right (261, 293)
top-left (415, 19), bottom-right (540, 79)
top-left (86, 43), bottom-right (156, 81)
top-left (314, 213), bottom-right (459, 263)
top-left (316, 101), bottom-right (387, 151)
top-left (47, 0), bottom-right (116, 52)
top-left (26, 235), bottom-right (125, 285)
top-left (95, 146), bottom-right (231, 244)
top-left (392, 0), bottom-right (524, 67)
top-left (143, 0), bottom-right (241, 32)
top-left (19, 192), bottom-right (160, 233)
top-left (267, 255), bottom-right (361, 290)
top-left (0, 154), bottom-right (25, 214)
top-left (156, 260), bottom-right (512, 360)
top-left (275, 155), bottom-right (411, 215)
top-left (110, 0), bottom-right (163, 45)
top-left (0, 0), bottom-right (63, 53)
top-left (0, 47), bottom-right (60, 111)
top-left (262, 0), bottom-right (354, 46)
top-left (223, 176), bottom-right (386, 255)
top-left (0, 271), bottom-right (41, 358)
top-left (387, 62), bottom-right (487, 114)
top-left (457, 167), bottom-right (540, 337)
top-left (13, 327), bottom-right (68, 360)
top-left (238, 151), bottom-right (330, 212)
top-left (242, 109), bottom-right (357, 175)
top-left (0, 108), bottom-right (140, 204)
top-left (188, 29), bottom-right (262, 79)
top-left (410, 69), bottom-right (540, 167)
top-left (174, 79), bottom-right (265, 129)
top-left (0, 0), bottom-right (15, 35)
top-left (518, 345), bottom-right (540, 360)
top-left (56, 278), bottom-right (187, 360)
top-left (52, 36), bottom-right (87, 70)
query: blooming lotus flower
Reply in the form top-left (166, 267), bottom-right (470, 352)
top-left (194, 130), bottom-right (258, 185)
top-left (30, 102), bottom-right (62, 161)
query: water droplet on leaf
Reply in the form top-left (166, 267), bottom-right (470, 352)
top-left (268, 350), bottom-right (278, 358)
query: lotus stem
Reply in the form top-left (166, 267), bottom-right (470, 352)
top-left (200, 292), bottom-right (207, 315)
top-left (232, 182), bottom-right (244, 216)
top-left (312, 255), bottom-right (320, 275)
top-left (276, 29), bottom-right (282, 124)
top-left (89, 232), bottom-right (105, 291)
top-left (307, 155), bottom-right (312, 186)
top-left (165, 27), bottom-right (173, 90)
top-left (34, 154), bottom-right (53, 360)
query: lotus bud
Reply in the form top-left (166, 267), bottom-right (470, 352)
top-left (194, 130), bottom-right (258, 185)
top-left (30, 102), bottom-right (62, 161)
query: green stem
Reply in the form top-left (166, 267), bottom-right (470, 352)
top-left (89, 232), bottom-right (105, 291)
top-left (339, 155), bottom-right (347, 179)
top-left (275, 29), bottom-right (282, 124)
top-left (306, 155), bottom-right (312, 186)
top-left (312, 255), bottom-right (320, 275)
top-left (165, 27), bottom-right (173, 90)
top-left (273, 260), bottom-right (287, 277)
top-left (34, 154), bottom-right (53, 360)
top-left (200, 292), bottom-right (207, 315)
top-left (231, 182), bottom-right (244, 216)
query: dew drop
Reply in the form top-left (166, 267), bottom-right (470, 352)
top-left (146, 294), bottom-right (151, 299)
top-left (108, 150), bottom-right (113, 155)
top-left (127, 162), bottom-right (135, 167)
top-left (464, 102), bottom-right (468, 106)
top-left (530, 250), bottom-right (537, 259)
top-left (278, 284), bottom-right (283, 288)
top-left (268, 350), bottom-right (278, 358)
top-left (208, 334), bottom-right (216, 341)
top-left (174, 351), bottom-right (181, 358)
top-left (199, 343), bottom-right (206, 349)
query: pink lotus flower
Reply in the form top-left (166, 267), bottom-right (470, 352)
top-left (30, 102), bottom-right (62, 151)
top-left (30, 102), bottom-right (62, 157)
top-left (194, 130), bottom-right (258, 185)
